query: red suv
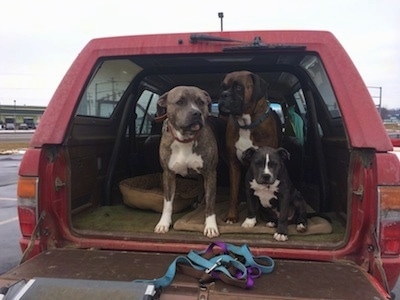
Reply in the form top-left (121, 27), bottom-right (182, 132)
top-left (1, 30), bottom-right (399, 299)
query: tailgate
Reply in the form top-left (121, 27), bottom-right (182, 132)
top-left (0, 249), bottom-right (388, 299)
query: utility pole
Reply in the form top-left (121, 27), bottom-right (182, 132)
top-left (218, 12), bottom-right (224, 32)
top-left (368, 86), bottom-right (382, 117)
top-left (14, 99), bottom-right (17, 129)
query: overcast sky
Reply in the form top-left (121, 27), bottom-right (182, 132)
top-left (0, 0), bottom-right (399, 108)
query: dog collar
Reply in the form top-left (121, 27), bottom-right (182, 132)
top-left (167, 121), bottom-right (200, 143)
top-left (231, 103), bottom-right (271, 130)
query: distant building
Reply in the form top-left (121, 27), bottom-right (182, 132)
top-left (0, 104), bottom-right (46, 128)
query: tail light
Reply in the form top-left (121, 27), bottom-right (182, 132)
top-left (17, 177), bottom-right (39, 237)
top-left (378, 186), bottom-right (400, 256)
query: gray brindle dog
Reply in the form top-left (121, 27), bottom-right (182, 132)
top-left (154, 86), bottom-right (219, 238)
top-left (241, 146), bottom-right (308, 241)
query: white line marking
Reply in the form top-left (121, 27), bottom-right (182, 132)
top-left (0, 217), bottom-right (18, 226)
top-left (0, 197), bottom-right (17, 201)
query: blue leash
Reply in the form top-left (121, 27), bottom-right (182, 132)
top-left (134, 242), bottom-right (274, 289)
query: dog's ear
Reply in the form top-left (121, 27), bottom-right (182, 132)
top-left (156, 92), bottom-right (168, 117)
top-left (250, 73), bottom-right (269, 101)
top-left (158, 92), bottom-right (168, 108)
top-left (242, 147), bottom-right (257, 164)
top-left (277, 147), bottom-right (290, 161)
top-left (202, 90), bottom-right (212, 105)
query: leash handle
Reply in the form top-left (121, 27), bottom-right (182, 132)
top-left (206, 242), bottom-right (275, 274)
top-left (133, 242), bottom-right (274, 290)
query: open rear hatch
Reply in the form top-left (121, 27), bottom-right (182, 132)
top-left (0, 249), bottom-right (388, 299)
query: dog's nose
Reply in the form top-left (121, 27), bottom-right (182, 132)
top-left (192, 110), bottom-right (201, 118)
top-left (220, 91), bottom-right (229, 100)
top-left (261, 173), bottom-right (271, 182)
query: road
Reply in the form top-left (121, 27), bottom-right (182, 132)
top-left (0, 130), bottom-right (31, 275)
top-left (0, 153), bottom-right (24, 274)
top-left (0, 130), bottom-right (35, 142)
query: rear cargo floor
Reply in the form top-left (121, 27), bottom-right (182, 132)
top-left (72, 203), bottom-right (346, 245)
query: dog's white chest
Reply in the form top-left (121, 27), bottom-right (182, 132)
top-left (235, 115), bottom-right (256, 162)
top-left (168, 140), bottom-right (203, 176)
top-left (250, 179), bottom-right (280, 208)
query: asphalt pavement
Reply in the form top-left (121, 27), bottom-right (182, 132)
top-left (0, 153), bottom-right (24, 274)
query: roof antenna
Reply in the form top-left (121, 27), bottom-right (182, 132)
top-left (218, 12), bottom-right (224, 31)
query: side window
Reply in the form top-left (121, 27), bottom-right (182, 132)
top-left (300, 55), bottom-right (341, 118)
top-left (135, 90), bottom-right (159, 136)
top-left (77, 59), bottom-right (141, 118)
top-left (270, 103), bottom-right (285, 124)
top-left (293, 89), bottom-right (307, 117)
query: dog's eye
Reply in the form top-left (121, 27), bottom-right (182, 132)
top-left (268, 161), bottom-right (277, 168)
top-left (255, 159), bottom-right (264, 167)
top-left (234, 85), bottom-right (243, 92)
top-left (176, 99), bottom-right (184, 105)
top-left (197, 98), bottom-right (206, 106)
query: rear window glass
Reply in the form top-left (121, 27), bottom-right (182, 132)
top-left (76, 59), bottom-right (141, 118)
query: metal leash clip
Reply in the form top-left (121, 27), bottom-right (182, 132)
top-left (205, 258), bottom-right (223, 274)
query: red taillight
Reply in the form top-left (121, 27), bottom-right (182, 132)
top-left (378, 186), bottom-right (400, 256)
top-left (17, 177), bottom-right (38, 237)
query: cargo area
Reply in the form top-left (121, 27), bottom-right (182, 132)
top-left (65, 50), bottom-right (350, 249)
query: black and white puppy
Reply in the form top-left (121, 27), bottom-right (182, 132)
top-left (241, 146), bottom-right (307, 241)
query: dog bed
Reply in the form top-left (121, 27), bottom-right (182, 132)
top-left (173, 201), bottom-right (332, 235)
top-left (119, 174), bottom-right (200, 213)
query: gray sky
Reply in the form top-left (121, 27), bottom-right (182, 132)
top-left (0, 0), bottom-right (399, 108)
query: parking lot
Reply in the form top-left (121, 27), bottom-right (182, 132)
top-left (0, 153), bottom-right (24, 274)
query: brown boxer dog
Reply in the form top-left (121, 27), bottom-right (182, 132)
top-left (218, 71), bottom-right (282, 223)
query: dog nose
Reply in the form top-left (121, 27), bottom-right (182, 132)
top-left (220, 91), bottom-right (229, 100)
top-left (261, 173), bottom-right (271, 182)
top-left (192, 110), bottom-right (201, 118)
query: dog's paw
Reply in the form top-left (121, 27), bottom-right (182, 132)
top-left (204, 215), bottom-right (219, 238)
top-left (154, 223), bottom-right (170, 233)
top-left (155, 202), bottom-right (172, 233)
top-left (296, 223), bottom-right (307, 233)
top-left (266, 221), bottom-right (277, 228)
top-left (273, 232), bottom-right (288, 242)
top-left (154, 221), bottom-right (171, 233)
top-left (204, 227), bottom-right (219, 238)
top-left (241, 217), bottom-right (257, 228)
top-left (224, 211), bottom-right (238, 224)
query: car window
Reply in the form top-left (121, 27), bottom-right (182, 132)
top-left (135, 90), bottom-right (159, 136)
top-left (76, 59), bottom-right (141, 118)
top-left (300, 55), bottom-right (341, 118)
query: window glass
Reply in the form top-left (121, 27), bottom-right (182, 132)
top-left (77, 59), bottom-right (141, 118)
top-left (270, 103), bottom-right (284, 124)
top-left (300, 55), bottom-right (341, 118)
top-left (135, 90), bottom-right (159, 135)
top-left (293, 89), bottom-right (307, 116)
